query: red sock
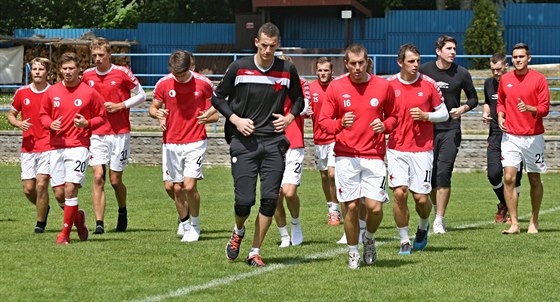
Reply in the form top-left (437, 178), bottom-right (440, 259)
top-left (61, 205), bottom-right (78, 237)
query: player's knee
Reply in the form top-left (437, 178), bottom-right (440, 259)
top-left (234, 204), bottom-right (252, 217)
top-left (259, 198), bottom-right (277, 217)
top-left (393, 187), bottom-right (408, 202)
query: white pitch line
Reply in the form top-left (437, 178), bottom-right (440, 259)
top-left (130, 206), bottom-right (560, 302)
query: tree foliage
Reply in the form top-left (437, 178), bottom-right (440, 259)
top-left (0, 0), bottom-right (235, 36)
top-left (463, 0), bottom-right (506, 69)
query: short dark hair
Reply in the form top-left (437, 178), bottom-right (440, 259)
top-left (435, 35), bottom-right (457, 50)
top-left (59, 52), bottom-right (81, 66)
top-left (315, 57), bottom-right (332, 70)
top-left (512, 43), bottom-right (530, 56)
top-left (344, 44), bottom-right (368, 62)
top-left (398, 43), bottom-right (420, 62)
top-left (257, 22), bottom-right (280, 39)
top-left (168, 50), bottom-right (192, 73)
top-left (490, 53), bottom-right (507, 64)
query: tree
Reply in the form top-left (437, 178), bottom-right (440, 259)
top-left (463, 0), bottom-right (506, 69)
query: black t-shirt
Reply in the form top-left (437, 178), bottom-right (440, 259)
top-left (419, 61), bottom-right (478, 130)
top-left (212, 56), bottom-right (304, 141)
top-left (483, 77), bottom-right (501, 134)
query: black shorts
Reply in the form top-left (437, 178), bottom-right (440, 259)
top-left (229, 134), bottom-right (290, 206)
top-left (487, 131), bottom-right (522, 187)
top-left (432, 129), bottom-right (461, 188)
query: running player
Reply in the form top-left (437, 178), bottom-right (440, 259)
top-left (82, 37), bottom-right (147, 234)
top-left (308, 57), bottom-right (341, 226)
top-left (318, 44), bottom-right (397, 269)
top-left (386, 43), bottom-right (448, 254)
top-left (8, 57), bottom-right (64, 233)
top-left (419, 35), bottom-right (478, 234)
top-left (482, 53), bottom-right (522, 223)
top-left (149, 50), bottom-right (217, 242)
top-left (273, 54), bottom-right (309, 248)
top-left (40, 52), bottom-right (107, 244)
top-left (497, 43), bottom-right (549, 235)
top-left (212, 22), bottom-right (304, 267)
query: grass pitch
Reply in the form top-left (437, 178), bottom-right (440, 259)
top-left (1, 164), bottom-right (559, 301)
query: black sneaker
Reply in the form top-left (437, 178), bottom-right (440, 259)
top-left (34, 226), bottom-right (45, 234)
top-left (225, 230), bottom-right (244, 261)
top-left (94, 224), bottom-right (105, 234)
top-left (116, 212), bottom-right (127, 232)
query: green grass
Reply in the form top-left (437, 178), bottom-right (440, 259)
top-left (1, 164), bottom-right (560, 301)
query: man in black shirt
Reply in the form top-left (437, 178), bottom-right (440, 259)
top-left (418, 35), bottom-right (478, 234)
top-left (482, 53), bottom-right (522, 223)
top-left (211, 22), bottom-right (304, 267)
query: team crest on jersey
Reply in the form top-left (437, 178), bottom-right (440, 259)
top-left (111, 81), bottom-right (117, 86)
top-left (88, 80), bottom-right (95, 87)
top-left (507, 84), bottom-right (513, 88)
top-left (418, 92), bottom-right (424, 97)
top-left (370, 98), bottom-right (379, 107)
top-left (394, 90), bottom-right (401, 97)
top-left (169, 90), bottom-right (176, 97)
top-left (194, 91), bottom-right (200, 97)
top-left (23, 98), bottom-right (30, 106)
top-left (436, 81), bottom-right (449, 89)
top-left (74, 99), bottom-right (83, 107)
top-left (272, 81), bottom-right (283, 91)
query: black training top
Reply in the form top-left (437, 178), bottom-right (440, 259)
top-left (419, 61), bottom-right (478, 130)
top-left (483, 77), bottom-right (501, 134)
top-left (211, 55), bottom-right (304, 141)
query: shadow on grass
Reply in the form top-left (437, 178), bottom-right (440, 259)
top-left (420, 246), bottom-right (468, 253)
top-left (0, 218), bottom-right (17, 222)
top-left (370, 258), bottom-right (417, 268)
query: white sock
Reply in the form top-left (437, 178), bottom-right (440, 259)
top-left (190, 216), bottom-right (199, 227)
top-left (234, 225), bottom-right (245, 236)
top-left (249, 247), bottom-right (260, 257)
top-left (359, 219), bottom-right (366, 229)
top-left (278, 226), bottom-right (289, 237)
top-left (291, 217), bottom-right (300, 225)
top-left (348, 245), bottom-right (359, 254)
top-left (397, 226), bottom-right (409, 244)
top-left (364, 230), bottom-right (374, 241)
top-left (435, 215), bottom-right (444, 223)
top-left (419, 218), bottom-right (430, 230)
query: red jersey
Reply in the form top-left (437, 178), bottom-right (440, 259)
top-left (11, 84), bottom-right (52, 153)
top-left (153, 73), bottom-right (213, 144)
top-left (283, 78), bottom-right (309, 149)
top-left (318, 74), bottom-right (397, 159)
top-left (82, 64), bottom-right (139, 134)
top-left (497, 69), bottom-right (550, 135)
top-left (40, 82), bottom-right (106, 148)
top-left (387, 73), bottom-right (444, 152)
top-left (308, 80), bottom-right (335, 145)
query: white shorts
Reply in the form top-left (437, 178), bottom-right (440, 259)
top-left (89, 133), bottom-right (131, 172)
top-left (335, 156), bottom-right (388, 203)
top-left (50, 147), bottom-right (89, 187)
top-left (501, 133), bottom-right (547, 173)
top-left (387, 149), bottom-right (433, 194)
top-left (314, 142), bottom-right (335, 170)
top-left (281, 148), bottom-right (304, 186)
top-left (20, 151), bottom-right (51, 180)
top-left (162, 140), bottom-right (207, 183)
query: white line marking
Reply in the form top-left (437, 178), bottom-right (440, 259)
top-left (129, 206), bottom-right (560, 302)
